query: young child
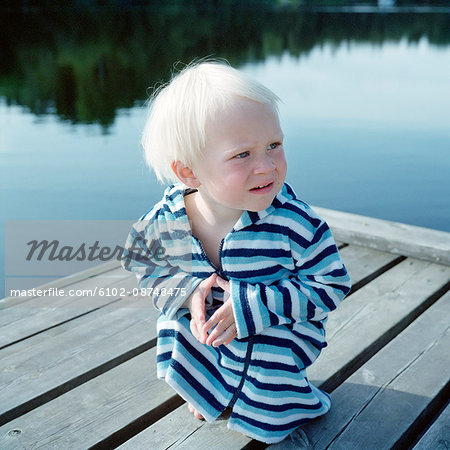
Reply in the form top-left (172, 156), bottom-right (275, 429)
top-left (122, 60), bottom-right (351, 444)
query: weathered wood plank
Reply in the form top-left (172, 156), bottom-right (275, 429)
top-left (0, 295), bottom-right (159, 425)
top-left (338, 244), bottom-right (401, 290)
top-left (169, 412), bottom-right (252, 449)
top-left (118, 405), bottom-right (251, 450)
top-left (413, 403), bottom-right (450, 450)
top-left (0, 349), bottom-right (176, 449)
top-left (314, 206), bottom-right (450, 265)
top-left (0, 270), bottom-right (136, 348)
top-left (308, 258), bottom-right (450, 390)
top-left (1, 265), bottom-right (130, 313)
top-left (271, 291), bottom-right (450, 449)
top-left (1, 260), bottom-right (121, 305)
top-left (117, 404), bottom-right (205, 450)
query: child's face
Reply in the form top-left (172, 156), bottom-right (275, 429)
top-left (194, 98), bottom-right (287, 215)
top-left (194, 99), bottom-right (287, 216)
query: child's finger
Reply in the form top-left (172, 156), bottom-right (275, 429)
top-left (191, 317), bottom-right (208, 344)
top-left (189, 274), bottom-right (217, 344)
top-left (212, 324), bottom-right (237, 347)
top-left (189, 296), bottom-right (206, 342)
top-left (190, 296), bottom-right (205, 324)
top-left (222, 329), bottom-right (237, 346)
top-left (215, 276), bottom-right (230, 292)
top-left (190, 319), bottom-right (201, 342)
top-left (203, 309), bottom-right (221, 333)
top-left (192, 312), bottom-right (207, 343)
top-left (200, 273), bottom-right (217, 291)
top-left (204, 297), bottom-right (234, 332)
top-left (205, 315), bottom-right (234, 345)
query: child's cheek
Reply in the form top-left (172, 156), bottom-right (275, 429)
top-left (276, 150), bottom-right (288, 177)
top-left (225, 165), bottom-right (248, 185)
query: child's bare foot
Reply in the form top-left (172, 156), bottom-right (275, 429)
top-left (188, 403), bottom-right (205, 420)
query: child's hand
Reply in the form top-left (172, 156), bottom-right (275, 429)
top-left (185, 273), bottom-right (217, 344)
top-left (203, 276), bottom-right (237, 347)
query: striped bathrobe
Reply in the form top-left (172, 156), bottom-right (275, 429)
top-left (122, 183), bottom-right (351, 443)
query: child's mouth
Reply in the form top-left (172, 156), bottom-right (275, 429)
top-left (250, 182), bottom-right (273, 193)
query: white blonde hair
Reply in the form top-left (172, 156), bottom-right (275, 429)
top-left (141, 60), bottom-right (281, 183)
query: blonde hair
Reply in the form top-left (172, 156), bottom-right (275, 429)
top-left (142, 60), bottom-right (281, 183)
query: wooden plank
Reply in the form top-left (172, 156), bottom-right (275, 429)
top-left (308, 258), bottom-right (450, 390)
top-left (117, 405), bottom-right (205, 450)
top-left (413, 403), bottom-right (450, 450)
top-left (338, 244), bottom-right (401, 290)
top-left (168, 411), bottom-right (252, 450)
top-left (273, 291), bottom-right (450, 449)
top-left (1, 260), bottom-right (121, 305)
top-left (118, 405), bottom-right (251, 450)
top-left (314, 205), bottom-right (450, 265)
top-left (0, 269), bottom-right (136, 349)
top-left (0, 349), bottom-right (177, 449)
top-left (0, 266), bottom-right (129, 316)
top-left (0, 295), bottom-right (159, 425)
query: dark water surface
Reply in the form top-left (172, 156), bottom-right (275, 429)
top-left (1, 3), bottom-right (449, 297)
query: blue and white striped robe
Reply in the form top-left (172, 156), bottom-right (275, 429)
top-left (122, 183), bottom-right (351, 443)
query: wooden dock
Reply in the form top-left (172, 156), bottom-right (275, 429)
top-left (1, 208), bottom-right (449, 449)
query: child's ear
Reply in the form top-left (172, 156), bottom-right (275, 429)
top-left (171, 161), bottom-right (201, 188)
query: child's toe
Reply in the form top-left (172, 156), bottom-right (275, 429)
top-left (188, 403), bottom-right (205, 420)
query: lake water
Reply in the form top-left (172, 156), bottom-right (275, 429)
top-left (1, 4), bottom-right (449, 298)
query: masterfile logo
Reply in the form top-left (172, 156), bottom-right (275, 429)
top-left (5, 220), bottom-right (134, 293)
top-left (4, 220), bottom-right (193, 296)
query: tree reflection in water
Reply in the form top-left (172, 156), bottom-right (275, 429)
top-left (1, 2), bottom-right (449, 129)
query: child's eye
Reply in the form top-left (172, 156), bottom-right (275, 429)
top-left (235, 151), bottom-right (249, 159)
top-left (268, 142), bottom-right (281, 150)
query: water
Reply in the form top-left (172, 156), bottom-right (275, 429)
top-left (1, 4), bottom-right (449, 298)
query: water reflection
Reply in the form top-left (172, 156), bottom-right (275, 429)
top-left (1, 4), bottom-right (449, 129)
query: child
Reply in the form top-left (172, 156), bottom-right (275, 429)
top-left (122, 60), bottom-right (351, 444)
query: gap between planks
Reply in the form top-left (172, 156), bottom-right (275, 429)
top-left (412, 401), bottom-right (450, 449)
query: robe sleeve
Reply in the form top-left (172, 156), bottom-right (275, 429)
top-left (121, 217), bottom-right (202, 319)
top-left (230, 220), bottom-right (351, 339)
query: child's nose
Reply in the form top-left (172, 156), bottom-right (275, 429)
top-left (254, 155), bottom-right (276, 174)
